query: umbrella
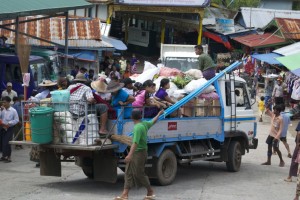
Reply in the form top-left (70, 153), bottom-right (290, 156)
top-left (276, 53), bottom-right (300, 76)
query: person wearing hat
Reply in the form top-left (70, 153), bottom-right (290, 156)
top-left (91, 78), bottom-right (116, 119)
top-left (68, 73), bottom-right (109, 135)
top-left (34, 80), bottom-right (57, 100)
top-left (1, 82), bottom-right (17, 104)
top-left (272, 77), bottom-right (286, 106)
top-left (122, 78), bottom-right (135, 96)
top-left (105, 81), bottom-right (135, 119)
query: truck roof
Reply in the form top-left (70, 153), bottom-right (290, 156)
top-left (0, 53), bottom-right (45, 64)
top-left (164, 52), bottom-right (198, 58)
top-left (219, 73), bottom-right (246, 83)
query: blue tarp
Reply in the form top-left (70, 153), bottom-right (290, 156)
top-left (70, 51), bottom-right (96, 62)
top-left (251, 53), bottom-right (282, 65)
top-left (101, 36), bottom-right (127, 51)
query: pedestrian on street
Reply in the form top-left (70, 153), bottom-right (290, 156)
top-left (1, 82), bottom-right (17, 105)
top-left (285, 121), bottom-right (300, 182)
top-left (278, 104), bottom-right (292, 158)
top-left (261, 104), bottom-right (285, 167)
top-left (114, 109), bottom-right (164, 200)
top-left (258, 96), bottom-right (265, 122)
top-left (194, 45), bottom-right (216, 80)
top-left (272, 77), bottom-right (286, 106)
top-left (0, 96), bottom-right (19, 163)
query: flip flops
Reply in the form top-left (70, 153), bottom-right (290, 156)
top-left (114, 196), bottom-right (128, 200)
top-left (284, 178), bottom-right (292, 182)
top-left (144, 195), bottom-right (156, 200)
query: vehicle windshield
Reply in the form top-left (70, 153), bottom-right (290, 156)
top-left (49, 55), bottom-right (60, 80)
top-left (165, 57), bottom-right (198, 71)
top-left (30, 62), bottom-right (52, 87)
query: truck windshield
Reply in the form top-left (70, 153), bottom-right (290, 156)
top-left (225, 82), bottom-right (251, 109)
top-left (30, 62), bottom-right (51, 87)
top-left (49, 55), bottom-right (60, 80)
top-left (165, 57), bottom-right (198, 71)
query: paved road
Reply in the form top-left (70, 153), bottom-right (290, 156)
top-left (0, 105), bottom-right (297, 200)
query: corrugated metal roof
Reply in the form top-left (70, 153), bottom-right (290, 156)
top-left (0, 0), bottom-right (92, 20)
top-left (273, 42), bottom-right (300, 56)
top-left (239, 7), bottom-right (300, 29)
top-left (233, 33), bottom-right (287, 48)
top-left (275, 18), bottom-right (300, 40)
top-left (0, 16), bottom-right (102, 40)
top-left (259, 0), bottom-right (293, 10)
top-left (203, 7), bottom-right (237, 25)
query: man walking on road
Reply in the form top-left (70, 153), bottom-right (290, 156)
top-left (115, 109), bottom-right (164, 200)
top-left (262, 104), bottom-right (285, 167)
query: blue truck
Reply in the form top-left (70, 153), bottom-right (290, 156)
top-left (13, 61), bottom-right (257, 185)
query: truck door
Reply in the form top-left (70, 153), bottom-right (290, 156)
top-left (224, 81), bottom-right (255, 139)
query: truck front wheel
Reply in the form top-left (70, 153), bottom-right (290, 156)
top-left (82, 167), bottom-right (94, 179)
top-left (226, 141), bottom-right (242, 172)
top-left (156, 149), bottom-right (177, 186)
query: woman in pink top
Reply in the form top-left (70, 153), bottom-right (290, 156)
top-left (133, 80), bottom-right (165, 118)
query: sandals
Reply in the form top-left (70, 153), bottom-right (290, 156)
top-left (279, 161), bottom-right (285, 167)
top-left (114, 196), bottom-right (128, 200)
top-left (284, 178), bottom-right (292, 182)
top-left (144, 195), bottom-right (156, 200)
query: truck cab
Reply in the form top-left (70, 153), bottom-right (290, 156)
top-left (0, 53), bottom-right (45, 97)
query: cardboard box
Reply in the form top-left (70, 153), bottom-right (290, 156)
top-left (182, 98), bottom-right (220, 117)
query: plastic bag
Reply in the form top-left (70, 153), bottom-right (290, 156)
top-left (184, 69), bottom-right (203, 79)
top-left (184, 78), bottom-right (215, 94)
top-left (135, 67), bottom-right (159, 84)
top-left (143, 61), bottom-right (157, 72)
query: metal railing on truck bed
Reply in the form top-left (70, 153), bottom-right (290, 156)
top-left (10, 100), bottom-right (118, 151)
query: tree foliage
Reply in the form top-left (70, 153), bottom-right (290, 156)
top-left (211, 0), bottom-right (261, 10)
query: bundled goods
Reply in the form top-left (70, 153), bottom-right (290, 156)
top-left (184, 78), bottom-right (215, 94)
top-left (53, 112), bottom-right (100, 145)
top-left (110, 134), bottom-right (132, 146)
top-left (184, 69), bottom-right (203, 79)
top-left (159, 66), bottom-right (182, 77)
top-left (78, 114), bottom-right (100, 145)
top-left (171, 75), bottom-right (193, 89)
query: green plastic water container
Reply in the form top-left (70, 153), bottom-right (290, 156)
top-left (29, 107), bottom-right (54, 144)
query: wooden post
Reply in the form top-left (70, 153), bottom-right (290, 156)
top-left (161, 19), bottom-right (166, 44)
top-left (197, 11), bottom-right (204, 45)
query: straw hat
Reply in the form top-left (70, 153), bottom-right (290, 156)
top-left (91, 79), bottom-right (107, 93)
top-left (74, 73), bottom-right (87, 82)
top-left (103, 81), bottom-right (124, 93)
top-left (38, 80), bottom-right (57, 87)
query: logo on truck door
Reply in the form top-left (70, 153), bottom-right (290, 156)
top-left (168, 122), bottom-right (177, 131)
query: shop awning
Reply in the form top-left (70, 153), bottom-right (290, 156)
top-left (276, 53), bottom-right (300, 76)
top-left (232, 33), bottom-right (287, 48)
top-left (202, 31), bottom-right (233, 50)
top-left (70, 51), bottom-right (97, 62)
top-left (0, 0), bottom-right (92, 20)
top-left (273, 42), bottom-right (300, 56)
top-left (101, 36), bottom-right (127, 51)
top-left (251, 53), bottom-right (282, 65)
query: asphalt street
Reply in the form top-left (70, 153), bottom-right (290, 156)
top-left (0, 100), bottom-right (297, 200)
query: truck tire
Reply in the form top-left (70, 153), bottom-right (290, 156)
top-left (82, 167), bottom-right (94, 179)
top-left (226, 141), bottom-right (242, 172)
top-left (156, 149), bottom-right (177, 186)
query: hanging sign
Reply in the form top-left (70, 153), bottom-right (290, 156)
top-left (116, 0), bottom-right (211, 7)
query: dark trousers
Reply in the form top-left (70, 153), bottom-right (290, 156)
top-left (1, 127), bottom-right (14, 158)
top-left (289, 146), bottom-right (299, 177)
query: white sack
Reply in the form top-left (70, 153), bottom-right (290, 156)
top-left (184, 78), bottom-right (215, 94)
top-left (79, 114), bottom-right (99, 145)
top-left (184, 69), bottom-right (203, 79)
top-left (143, 61), bottom-right (157, 72)
top-left (135, 67), bottom-right (159, 84)
top-left (166, 82), bottom-right (179, 98)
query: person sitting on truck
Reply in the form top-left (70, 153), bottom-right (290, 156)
top-left (34, 80), bottom-right (57, 100)
top-left (68, 73), bottom-right (109, 135)
top-left (261, 104), bottom-right (285, 167)
top-left (155, 78), bottom-right (181, 117)
top-left (133, 80), bottom-right (166, 118)
top-left (194, 45), bottom-right (216, 80)
top-left (103, 80), bottom-right (135, 119)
